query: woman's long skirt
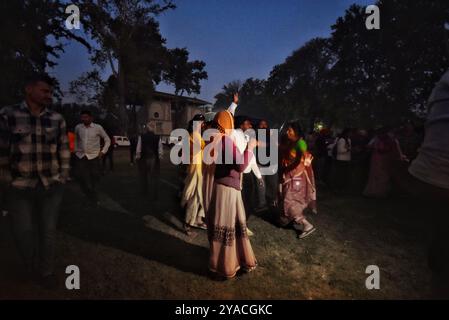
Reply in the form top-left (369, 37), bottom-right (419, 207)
top-left (206, 183), bottom-right (257, 278)
top-left (181, 164), bottom-right (205, 228)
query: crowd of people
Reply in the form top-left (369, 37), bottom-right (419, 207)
top-left (306, 123), bottom-right (423, 198)
top-left (0, 69), bottom-right (448, 297)
top-left (178, 94), bottom-right (320, 280)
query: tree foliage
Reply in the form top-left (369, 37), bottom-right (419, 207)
top-left (215, 0), bottom-right (449, 130)
top-left (0, 0), bottom-right (89, 106)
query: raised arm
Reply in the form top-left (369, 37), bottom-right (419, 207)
top-left (227, 93), bottom-right (239, 116)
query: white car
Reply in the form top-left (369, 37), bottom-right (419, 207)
top-left (161, 135), bottom-right (180, 146)
top-left (113, 136), bottom-right (131, 147)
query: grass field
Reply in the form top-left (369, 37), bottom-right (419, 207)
top-left (0, 148), bottom-right (433, 299)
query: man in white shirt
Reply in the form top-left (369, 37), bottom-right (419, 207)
top-left (231, 116), bottom-right (264, 236)
top-left (75, 110), bottom-right (111, 205)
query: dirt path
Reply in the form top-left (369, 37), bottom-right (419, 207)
top-left (0, 149), bottom-right (432, 299)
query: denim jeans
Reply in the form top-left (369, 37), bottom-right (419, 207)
top-left (76, 156), bottom-right (101, 203)
top-left (8, 182), bottom-right (64, 277)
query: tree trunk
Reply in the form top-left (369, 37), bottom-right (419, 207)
top-left (117, 57), bottom-right (129, 135)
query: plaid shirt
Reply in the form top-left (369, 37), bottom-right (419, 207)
top-left (0, 102), bottom-right (70, 189)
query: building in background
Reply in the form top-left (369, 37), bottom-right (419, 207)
top-left (145, 91), bottom-right (211, 144)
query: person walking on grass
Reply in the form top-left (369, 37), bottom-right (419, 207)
top-left (74, 110), bottom-right (111, 207)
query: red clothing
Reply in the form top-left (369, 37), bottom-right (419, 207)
top-left (68, 131), bottom-right (76, 153)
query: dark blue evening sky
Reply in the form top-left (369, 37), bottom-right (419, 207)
top-left (52, 0), bottom-right (373, 104)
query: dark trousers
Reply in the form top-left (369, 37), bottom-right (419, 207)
top-left (102, 149), bottom-right (114, 172)
top-left (8, 182), bottom-right (64, 277)
top-left (69, 154), bottom-right (76, 178)
top-left (242, 173), bottom-right (256, 220)
top-left (242, 172), bottom-right (266, 220)
top-left (393, 162), bottom-right (449, 298)
top-left (263, 171), bottom-right (278, 208)
top-left (0, 184), bottom-right (8, 213)
top-left (331, 160), bottom-right (352, 193)
top-left (130, 141), bottom-right (137, 164)
top-left (138, 157), bottom-right (160, 199)
top-left (76, 156), bottom-right (101, 203)
top-left (315, 155), bottom-right (332, 185)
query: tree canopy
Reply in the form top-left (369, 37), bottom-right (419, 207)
top-left (215, 0), bottom-right (449, 130)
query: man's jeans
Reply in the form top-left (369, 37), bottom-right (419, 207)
top-left (8, 182), bottom-right (64, 277)
top-left (76, 156), bottom-right (101, 203)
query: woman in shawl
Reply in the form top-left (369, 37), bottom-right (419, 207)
top-left (206, 109), bottom-right (258, 279)
top-left (181, 114), bottom-right (207, 234)
top-left (279, 121), bottom-right (317, 239)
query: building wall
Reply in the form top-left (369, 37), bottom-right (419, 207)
top-left (146, 99), bottom-right (204, 140)
top-left (179, 105), bottom-right (202, 129)
top-left (147, 100), bottom-right (172, 136)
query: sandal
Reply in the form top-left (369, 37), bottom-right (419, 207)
top-left (298, 227), bottom-right (316, 239)
top-left (197, 223), bottom-right (207, 230)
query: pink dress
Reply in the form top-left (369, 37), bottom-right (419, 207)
top-left (363, 137), bottom-right (399, 197)
top-left (281, 153), bottom-right (317, 223)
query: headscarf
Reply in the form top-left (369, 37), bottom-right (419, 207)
top-left (204, 110), bottom-right (235, 165)
top-left (213, 110), bottom-right (234, 134)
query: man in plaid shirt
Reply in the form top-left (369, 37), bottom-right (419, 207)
top-left (0, 74), bottom-right (70, 289)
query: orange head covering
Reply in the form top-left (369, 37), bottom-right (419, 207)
top-left (213, 110), bottom-right (234, 134)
